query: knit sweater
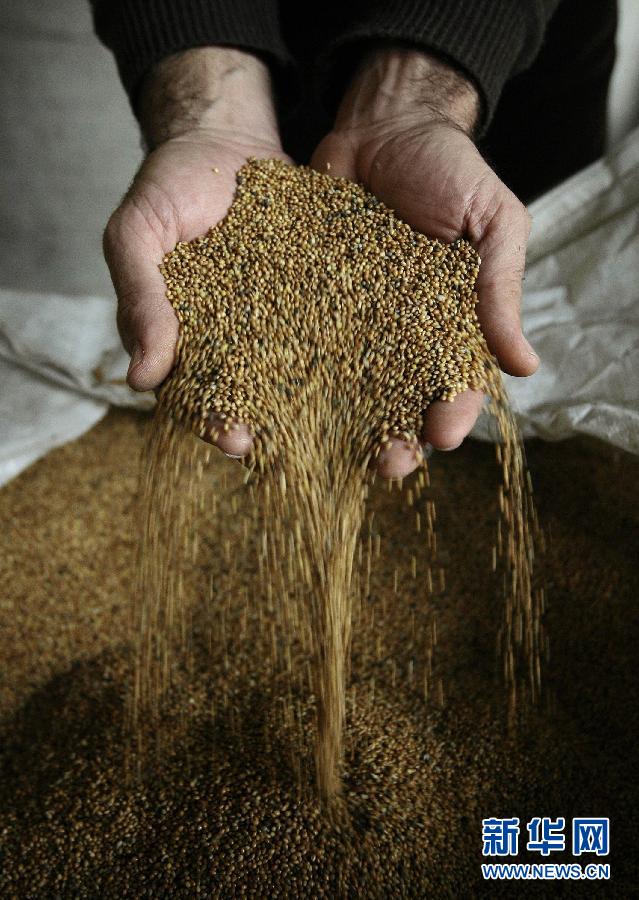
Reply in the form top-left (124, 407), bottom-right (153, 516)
top-left (91, 0), bottom-right (562, 139)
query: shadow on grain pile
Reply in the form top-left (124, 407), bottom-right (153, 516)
top-left (0, 412), bottom-right (638, 896)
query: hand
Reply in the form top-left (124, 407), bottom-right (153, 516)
top-left (312, 49), bottom-right (539, 478)
top-left (104, 48), bottom-right (291, 457)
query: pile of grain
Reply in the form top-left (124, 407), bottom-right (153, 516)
top-left (133, 158), bottom-right (541, 807)
top-left (1, 412), bottom-right (637, 895)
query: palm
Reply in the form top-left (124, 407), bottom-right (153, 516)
top-left (132, 136), bottom-right (292, 250)
top-left (358, 124), bottom-right (481, 244)
top-left (104, 134), bottom-right (291, 391)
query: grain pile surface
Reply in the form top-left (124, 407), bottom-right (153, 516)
top-left (136, 159), bottom-right (540, 806)
top-left (1, 411), bottom-right (637, 896)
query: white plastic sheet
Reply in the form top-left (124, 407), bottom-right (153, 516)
top-left (0, 288), bottom-right (152, 485)
top-left (472, 126), bottom-right (639, 453)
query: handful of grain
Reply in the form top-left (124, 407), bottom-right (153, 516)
top-left (160, 158), bottom-right (486, 443)
top-left (136, 159), bottom-right (541, 808)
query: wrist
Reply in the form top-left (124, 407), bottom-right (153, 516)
top-left (334, 46), bottom-right (480, 137)
top-left (139, 47), bottom-right (280, 150)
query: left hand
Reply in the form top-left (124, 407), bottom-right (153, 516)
top-left (102, 48), bottom-right (291, 459)
top-left (311, 48), bottom-right (539, 478)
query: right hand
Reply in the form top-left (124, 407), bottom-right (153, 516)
top-left (311, 49), bottom-right (538, 478)
top-left (103, 48), bottom-right (291, 457)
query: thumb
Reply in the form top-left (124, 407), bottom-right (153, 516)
top-left (104, 201), bottom-right (179, 392)
top-left (467, 185), bottom-right (538, 377)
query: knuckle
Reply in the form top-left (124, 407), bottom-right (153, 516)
top-left (129, 188), bottom-right (176, 241)
top-left (103, 203), bottom-right (146, 267)
top-left (104, 186), bottom-right (176, 260)
top-left (115, 288), bottom-right (136, 318)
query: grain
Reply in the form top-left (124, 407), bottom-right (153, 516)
top-left (133, 158), bottom-right (542, 808)
top-left (1, 413), bottom-right (637, 895)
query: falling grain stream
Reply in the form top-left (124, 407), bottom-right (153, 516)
top-left (131, 159), bottom-right (542, 811)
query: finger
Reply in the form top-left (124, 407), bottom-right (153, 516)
top-left (104, 205), bottom-right (179, 392)
top-left (467, 191), bottom-right (539, 377)
top-left (373, 436), bottom-right (422, 479)
top-left (203, 415), bottom-right (253, 458)
top-left (421, 388), bottom-right (486, 450)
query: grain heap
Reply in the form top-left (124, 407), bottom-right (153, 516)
top-left (3, 411), bottom-right (638, 896)
top-left (135, 158), bottom-right (541, 810)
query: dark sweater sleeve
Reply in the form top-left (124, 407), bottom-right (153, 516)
top-left (90, 0), bottom-right (290, 112)
top-left (312, 0), bottom-right (563, 134)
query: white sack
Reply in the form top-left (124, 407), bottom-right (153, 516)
top-left (472, 126), bottom-right (639, 453)
top-left (0, 289), bottom-right (152, 485)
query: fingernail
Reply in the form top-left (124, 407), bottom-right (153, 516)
top-left (127, 343), bottom-right (144, 376)
top-left (441, 441), bottom-right (463, 452)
